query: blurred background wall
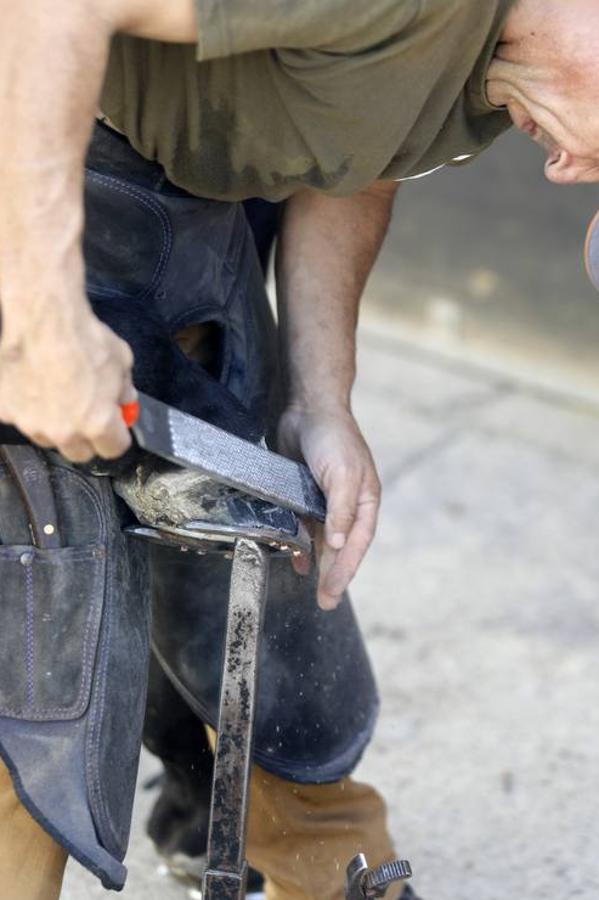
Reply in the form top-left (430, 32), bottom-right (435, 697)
top-left (364, 129), bottom-right (599, 401)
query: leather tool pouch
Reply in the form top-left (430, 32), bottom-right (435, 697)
top-left (0, 446), bottom-right (105, 721)
top-left (0, 447), bottom-right (151, 889)
top-left (0, 542), bottom-right (106, 721)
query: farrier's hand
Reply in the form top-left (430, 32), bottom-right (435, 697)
top-left (278, 405), bottom-right (381, 611)
top-left (0, 300), bottom-right (136, 462)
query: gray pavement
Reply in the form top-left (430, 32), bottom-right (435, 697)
top-left (63, 325), bottom-right (599, 900)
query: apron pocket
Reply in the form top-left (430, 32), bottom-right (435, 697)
top-left (0, 543), bottom-right (106, 721)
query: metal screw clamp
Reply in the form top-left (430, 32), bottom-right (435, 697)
top-left (346, 854), bottom-right (412, 900)
top-left (364, 859), bottom-right (413, 896)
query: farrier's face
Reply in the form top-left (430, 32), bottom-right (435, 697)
top-left (487, 36), bottom-right (599, 186)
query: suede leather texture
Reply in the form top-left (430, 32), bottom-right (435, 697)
top-left (0, 455), bottom-right (150, 890)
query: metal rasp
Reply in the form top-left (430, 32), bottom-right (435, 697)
top-left (130, 392), bottom-right (326, 522)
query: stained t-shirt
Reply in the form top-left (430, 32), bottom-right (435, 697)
top-left (100, 0), bottom-right (515, 202)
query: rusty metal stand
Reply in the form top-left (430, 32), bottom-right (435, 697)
top-left (202, 538), bottom-right (270, 900)
top-left (126, 444), bottom-right (413, 898)
top-left (200, 537), bottom-right (414, 900)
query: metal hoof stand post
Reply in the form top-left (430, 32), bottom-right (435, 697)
top-left (198, 534), bottom-right (414, 900)
top-left (202, 537), bottom-right (269, 900)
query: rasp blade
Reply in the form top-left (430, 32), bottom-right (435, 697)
top-left (132, 393), bottom-right (326, 522)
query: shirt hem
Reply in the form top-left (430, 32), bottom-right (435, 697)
top-left (470, 0), bottom-right (518, 111)
top-left (194, 0), bottom-right (230, 61)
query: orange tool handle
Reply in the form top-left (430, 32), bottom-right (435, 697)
top-left (120, 402), bottom-right (140, 428)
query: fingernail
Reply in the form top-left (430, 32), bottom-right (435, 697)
top-left (329, 532), bottom-right (346, 550)
top-left (318, 591), bottom-right (340, 611)
top-left (319, 597), bottom-right (338, 612)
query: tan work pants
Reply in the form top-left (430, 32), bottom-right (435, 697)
top-left (0, 753), bottom-right (401, 900)
top-left (0, 762), bottom-right (67, 900)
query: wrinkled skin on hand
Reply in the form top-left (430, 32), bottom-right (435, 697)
top-left (278, 405), bottom-right (381, 611)
top-left (0, 303), bottom-right (136, 462)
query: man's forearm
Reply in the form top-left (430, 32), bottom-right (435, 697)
top-left (0, 1), bottom-right (113, 338)
top-left (276, 182), bottom-right (397, 606)
top-left (0, 0), bottom-right (198, 339)
top-left (275, 181), bottom-right (398, 412)
top-left (0, 0), bottom-right (197, 459)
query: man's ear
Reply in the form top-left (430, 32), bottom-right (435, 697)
top-left (544, 149), bottom-right (574, 183)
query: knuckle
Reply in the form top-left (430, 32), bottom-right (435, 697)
top-left (87, 401), bottom-right (123, 437)
top-left (362, 478), bottom-right (381, 503)
top-left (51, 428), bottom-right (74, 448)
top-left (87, 415), bottom-right (113, 441)
top-left (98, 435), bottom-right (131, 460)
top-left (329, 509), bottom-right (354, 527)
top-left (32, 437), bottom-right (54, 449)
top-left (68, 448), bottom-right (94, 464)
top-left (12, 416), bottom-right (34, 437)
top-left (332, 463), bottom-right (352, 482)
top-left (327, 496), bottom-right (353, 516)
top-left (119, 341), bottom-right (134, 368)
top-left (58, 441), bottom-right (93, 464)
top-left (368, 486), bottom-right (382, 507)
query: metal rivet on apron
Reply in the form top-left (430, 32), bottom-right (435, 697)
top-left (19, 551), bottom-right (34, 567)
top-left (43, 524), bottom-right (55, 536)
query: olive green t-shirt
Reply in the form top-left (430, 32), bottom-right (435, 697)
top-left (100, 0), bottom-right (515, 202)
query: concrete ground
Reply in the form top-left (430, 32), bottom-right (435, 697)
top-left (62, 322), bottom-right (599, 900)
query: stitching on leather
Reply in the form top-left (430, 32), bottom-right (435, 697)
top-left (221, 266), bottom-right (253, 391)
top-left (24, 566), bottom-right (34, 708)
top-left (86, 170), bottom-right (173, 298)
top-left (86, 534), bottom-right (121, 857)
top-left (167, 304), bottom-right (224, 332)
top-left (86, 284), bottom-right (134, 300)
top-left (221, 204), bottom-right (245, 277)
top-left (31, 557), bottom-right (103, 718)
top-left (53, 468), bottom-right (106, 542)
top-left (0, 549), bottom-right (106, 720)
top-left (87, 530), bottom-right (150, 857)
top-left (0, 468), bottom-right (109, 720)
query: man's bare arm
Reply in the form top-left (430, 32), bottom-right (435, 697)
top-left (276, 181), bottom-right (399, 609)
top-left (0, 0), bottom-right (197, 461)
